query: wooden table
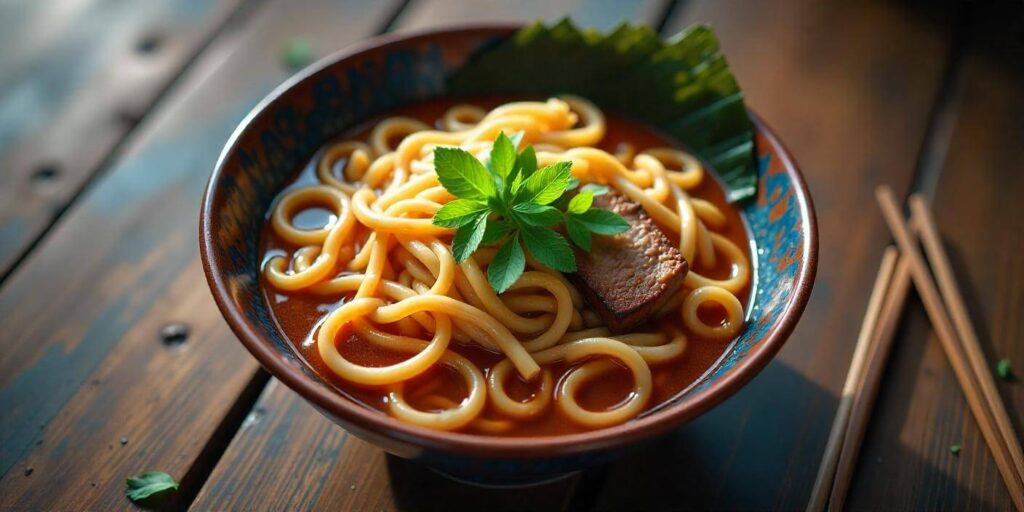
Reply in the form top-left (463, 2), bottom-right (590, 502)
top-left (1, 0), bottom-right (1021, 510)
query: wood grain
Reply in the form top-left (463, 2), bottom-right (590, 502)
top-left (847, 3), bottom-right (1024, 508)
top-left (0, 0), bottom-right (247, 277)
top-left (393, 0), bottom-right (670, 32)
top-left (192, 380), bottom-right (582, 512)
top-left (592, 0), bottom-right (957, 509)
top-left (2, 0), bottom-right (1017, 509)
top-left (0, 0), bottom-right (400, 509)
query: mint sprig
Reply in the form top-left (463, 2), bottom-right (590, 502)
top-left (431, 132), bottom-right (629, 293)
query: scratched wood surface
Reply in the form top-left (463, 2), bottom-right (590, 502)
top-left (593, 0), bottom-right (961, 508)
top-left (0, 0), bottom-right (1021, 510)
top-left (0, 0), bottom-right (247, 277)
top-left (191, 380), bottom-right (583, 512)
top-left (0, 0), bottom-right (401, 510)
top-left (847, 2), bottom-right (1024, 509)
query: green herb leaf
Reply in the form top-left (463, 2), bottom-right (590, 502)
top-left (567, 191), bottom-right (594, 214)
top-left (429, 133), bottom-right (624, 291)
top-left (506, 145), bottom-right (537, 198)
top-left (580, 183), bottom-right (610, 196)
top-left (519, 161), bottom-right (573, 205)
top-left (448, 20), bottom-right (758, 202)
top-left (489, 132), bottom-right (517, 179)
top-left (488, 236), bottom-right (526, 293)
top-left (950, 444), bottom-right (962, 456)
top-left (481, 219), bottom-right (513, 245)
top-left (574, 208), bottom-right (630, 235)
top-left (451, 213), bottom-right (488, 263)
top-left (516, 145), bottom-right (538, 179)
top-left (521, 228), bottom-right (576, 272)
top-left (565, 216), bottom-right (592, 251)
top-left (433, 199), bottom-right (489, 228)
top-left (996, 358), bottom-right (1013, 380)
top-left (511, 203), bottom-right (563, 227)
top-left (434, 147), bottom-right (495, 200)
top-left (125, 472), bottom-right (178, 502)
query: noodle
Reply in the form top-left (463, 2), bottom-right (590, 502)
top-left (261, 96), bottom-right (750, 432)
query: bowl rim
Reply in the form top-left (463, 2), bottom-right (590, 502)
top-left (199, 23), bottom-right (819, 459)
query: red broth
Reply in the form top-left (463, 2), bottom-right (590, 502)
top-left (259, 97), bottom-right (753, 436)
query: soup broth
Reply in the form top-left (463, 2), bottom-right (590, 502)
top-left (260, 96), bottom-right (753, 436)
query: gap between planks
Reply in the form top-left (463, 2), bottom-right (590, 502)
top-left (0, 0), bottom-right (271, 288)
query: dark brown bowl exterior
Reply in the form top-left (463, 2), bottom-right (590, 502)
top-left (199, 24), bottom-right (817, 484)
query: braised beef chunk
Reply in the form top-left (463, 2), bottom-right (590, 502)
top-left (568, 191), bottom-right (688, 333)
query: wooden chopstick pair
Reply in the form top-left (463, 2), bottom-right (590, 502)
top-left (808, 186), bottom-right (1024, 511)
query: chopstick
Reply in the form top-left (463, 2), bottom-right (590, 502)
top-left (876, 186), bottom-right (1024, 509)
top-left (807, 247), bottom-right (900, 512)
top-left (910, 195), bottom-right (1024, 482)
top-left (810, 188), bottom-right (1024, 510)
top-left (828, 254), bottom-right (912, 509)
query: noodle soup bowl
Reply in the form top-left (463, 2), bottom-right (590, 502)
top-left (200, 25), bottom-right (817, 485)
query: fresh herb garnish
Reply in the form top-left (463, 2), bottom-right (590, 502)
top-left (449, 20), bottom-right (758, 202)
top-left (996, 358), bottom-right (1013, 381)
top-left (950, 443), bottom-right (962, 456)
top-left (432, 132), bottom-right (629, 293)
top-left (125, 471), bottom-right (178, 502)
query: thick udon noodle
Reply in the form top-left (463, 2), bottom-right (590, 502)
top-left (262, 97), bottom-right (751, 431)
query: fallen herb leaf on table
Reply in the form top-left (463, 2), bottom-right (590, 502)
top-left (996, 358), bottom-right (1013, 380)
top-left (125, 471), bottom-right (178, 502)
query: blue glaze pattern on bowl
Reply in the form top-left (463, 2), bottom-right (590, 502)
top-left (200, 25), bottom-right (816, 484)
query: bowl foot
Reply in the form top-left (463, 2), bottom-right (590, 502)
top-left (425, 464), bottom-right (581, 489)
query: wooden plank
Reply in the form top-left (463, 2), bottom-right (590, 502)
top-left (192, 380), bottom-right (581, 512)
top-left (0, 1), bottom-right (400, 510)
top-left (592, 0), bottom-right (957, 509)
top-left (190, 1), bottom-right (671, 510)
top-left (848, 2), bottom-right (1024, 508)
top-left (0, 0), bottom-right (247, 277)
top-left (394, 0), bottom-right (668, 32)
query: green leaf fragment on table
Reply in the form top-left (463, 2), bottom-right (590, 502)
top-left (950, 444), bottom-right (962, 456)
top-left (280, 38), bottom-right (314, 70)
top-left (448, 20), bottom-right (758, 202)
top-left (125, 471), bottom-right (178, 502)
top-left (996, 358), bottom-right (1013, 380)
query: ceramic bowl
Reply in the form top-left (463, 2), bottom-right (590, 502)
top-left (199, 24), bottom-right (817, 485)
